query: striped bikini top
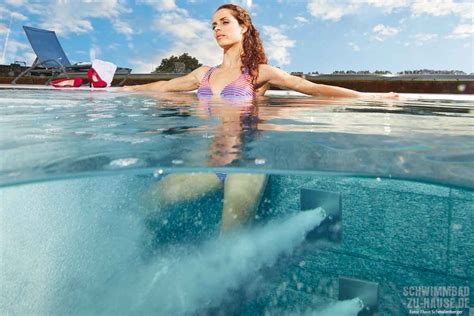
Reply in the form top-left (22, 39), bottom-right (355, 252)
top-left (197, 66), bottom-right (255, 99)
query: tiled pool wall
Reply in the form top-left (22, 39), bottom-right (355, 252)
top-left (244, 174), bottom-right (473, 315)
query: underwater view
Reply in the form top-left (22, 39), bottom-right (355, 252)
top-left (1, 89), bottom-right (473, 315)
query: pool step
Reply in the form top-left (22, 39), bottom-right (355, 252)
top-left (300, 188), bottom-right (342, 241)
top-left (339, 276), bottom-right (379, 316)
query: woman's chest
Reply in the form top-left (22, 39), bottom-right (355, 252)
top-left (208, 69), bottom-right (244, 95)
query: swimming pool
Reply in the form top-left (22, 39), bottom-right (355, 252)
top-left (1, 88), bottom-right (473, 315)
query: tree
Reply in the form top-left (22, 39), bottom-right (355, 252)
top-left (153, 53), bottom-right (202, 73)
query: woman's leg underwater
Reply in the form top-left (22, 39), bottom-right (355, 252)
top-left (220, 173), bottom-right (268, 234)
top-left (143, 173), bottom-right (224, 215)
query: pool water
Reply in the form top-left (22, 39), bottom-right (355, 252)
top-left (1, 89), bottom-right (473, 315)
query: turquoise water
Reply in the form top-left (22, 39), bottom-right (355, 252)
top-left (1, 89), bottom-right (473, 315)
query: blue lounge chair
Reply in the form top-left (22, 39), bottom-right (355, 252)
top-left (12, 26), bottom-right (131, 86)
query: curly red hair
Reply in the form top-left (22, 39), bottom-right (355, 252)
top-left (216, 4), bottom-right (267, 85)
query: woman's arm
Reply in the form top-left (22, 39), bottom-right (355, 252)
top-left (258, 64), bottom-right (395, 98)
top-left (122, 66), bottom-right (209, 92)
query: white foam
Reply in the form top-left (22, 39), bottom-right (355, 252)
top-left (0, 176), bottom-right (143, 314)
top-left (127, 208), bottom-right (327, 314)
top-left (1, 176), bottom-right (329, 315)
top-left (316, 298), bottom-right (364, 316)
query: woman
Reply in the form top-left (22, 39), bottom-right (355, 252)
top-left (130, 4), bottom-right (396, 234)
top-left (123, 3), bottom-right (396, 99)
top-left (143, 94), bottom-right (267, 235)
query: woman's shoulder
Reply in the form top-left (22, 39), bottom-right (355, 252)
top-left (257, 64), bottom-right (281, 76)
top-left (189, 65), bottom-right (213, 83)
top-left (258, 64), bottom-right (276, 71)
top-left (193, 65), bottom-right (212, 75)
top-left (257, 64), bottom-right (281, 82)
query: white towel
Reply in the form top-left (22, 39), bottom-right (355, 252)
top-left (91, 59), bottom-right (117, 87)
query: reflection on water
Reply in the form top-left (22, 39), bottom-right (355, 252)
top-left (0, 90), bottom-right (473, 188)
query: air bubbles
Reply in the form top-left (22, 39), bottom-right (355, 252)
top-left (171, 159), bottom-right (184, 165)
top-left (452, 223), bottom-right (462, 231)
top-left (255, 158), bottom-right (266, 165)
top-left (109, 158), bottom-right (139, 167)
top-left (153, 169), bottom-right (164, 178)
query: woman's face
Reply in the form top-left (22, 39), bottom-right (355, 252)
top-left (212, 9), bottom-right (247, 48)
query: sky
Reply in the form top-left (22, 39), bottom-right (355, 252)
top-left (0, 0), bottom-right (473, 74)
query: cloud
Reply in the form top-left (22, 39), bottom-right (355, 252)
top-left (0, 23), bottom-right (8, 34)
top-left (412, 33), bottom-right (438, 43)
top-left (295, 16), bottom-right (309, 23)
top-left (129, 60), bottom-right (155, 73)
top-left (107, 43), bottom-right (120, 51)
top-left (0, 7), bottom-right (28, 23)
top-left (372, 24), bottom-right (399, 41)
top-left (5, 0), bottom-right (27, 5)
top-left (4, 40), bottom-right (29, 53)
top-left (139, 0), bottom-right (177, 11)
top-left (3, 1), bottom-right (134, 36)
top-left (154, 11), bottom-right (208, 40)
top-left (161, 0), bottom-right (178, 10)
top-left (306, 0), bottom-right (408, 21)
top-left (262, 25), bottom-right (295, 66)
top-left (348, 42), bottom-right (360, 51)
top-left (364, 0), bottom-right (410, 13)
top-left (10, 11), bottom-right (28, 21)
top-left (404, 33), bottom-right (438, 46)
top-left (112, 19), bottom-right (134, 37)
top-left (41, 2), bottom-right (133, 36)
top-left (130, 34), bottom-right (220, 73)
top-left (306, 0), bottom-right (472, 22)
top-left (307, 0), bottom-right (359, 21)
top-left (89, 45), bottom-right (101, 61)
top-left (22, 51), bottom-right (36, 65)
top-left (1, 39), bottom-right (31, 64)
top-left (446, 24), bottom-right (474, 39)
top-left (131, 2), bottom-right (220, 73)
top-left (411, 0), bottom-right (473, 20)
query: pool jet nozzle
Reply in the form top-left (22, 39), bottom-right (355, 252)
top-left (300, 188), bottom-right (342, 241)
top-left (339, 276), bottom-right (379, 316)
